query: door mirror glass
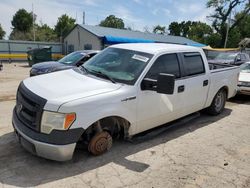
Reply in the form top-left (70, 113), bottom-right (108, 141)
top-left (236, 56), bottom-right (241, 62)
top-left (141, 73), bottom-right (175, 95)
top-left (156, 73), bottom-right (175, 94)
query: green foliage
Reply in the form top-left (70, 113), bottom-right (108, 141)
top-left (153, 25), bottom-right (166, 34)
top-left (227, 27), bottom-right (241, 47)
top-left (206, 33), bottom-right (222, 47)
top-left (188, 22), bottom-right (213, 44)
top-left (99, 15), bottom-right (125, 29)
top-left (168, 21), bottom-right (213, 45)
top-left (11, 9), bottom-right (33, 32)
top-left (168, 22), bottom-right (182, 36)
top-left (207, 0), bottom-right (250, 47)
top-left (54, 14), bottom-right (76, 38)
top-left (36, 24), bottom-right (58, 42)
top-left (9, 29), bottom-right (33, 41)
top-left (10, 24), bottom-right (58, 42)
top-left (236, 12), bottom-right (250, 38)
top-left (0, 24), bottom-right (5, 39)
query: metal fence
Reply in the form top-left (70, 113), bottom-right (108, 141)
top-left (0, 40), bottom-right (63, 62)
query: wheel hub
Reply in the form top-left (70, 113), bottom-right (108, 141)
top-left (88, 131), bottom-right (112, 155)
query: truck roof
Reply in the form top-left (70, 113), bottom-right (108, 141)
top-left (111, 43), bottom-right (201, 54)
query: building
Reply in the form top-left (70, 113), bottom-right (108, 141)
top-left (63, 24), bottom-right (206, 54)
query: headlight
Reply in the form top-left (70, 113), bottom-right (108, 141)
top-left (41, 111), bottom-right (76, 134)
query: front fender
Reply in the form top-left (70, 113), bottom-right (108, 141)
top-left (58, 87), bottom-right (137, 135)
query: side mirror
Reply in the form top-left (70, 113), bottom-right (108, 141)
top-left (236, 56), bottom-right (241, 62)
top-left (141, 73), bottom-right (175, 95)
top-left (76, 61), bottom-right (85, 66)
top-left (156, 73), bottom-right (175, 94)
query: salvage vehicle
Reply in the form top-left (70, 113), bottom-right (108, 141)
top-left (30, 50), bottom-right (99, 76)
top-left (238, 62), bottom-right (250, 95)
top-left (12, 43), bottom-right (239, 161)
top-left (208, 52), bottom-right (250, 65)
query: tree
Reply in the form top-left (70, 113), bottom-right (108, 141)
top-left (9, 30), bottom-right (33, 41)
top-left (188, 22), bottom-right (213, 44)
top-left (206, 33), bottom-right (222, 47)
top-left (54, 14), bottom-right (76, 39)
top-left (99, 15), bottom-right (125, 29)
top-left (36, 24), bottom-right (58, 42)
top-left (235, 12), bottom-right (250, 39)
top-left (168, 22), bottom-right (182, 36)
top-left (168, 21), bottom-right (213, 45)
top-left (153, 25), bottom-right (166, 34)
top-left (0, 24), bottom-right (5, 39)
top-left (207, 0), bottom-right (250, 47)
top-left (11, 9), bottom-right (33, 32)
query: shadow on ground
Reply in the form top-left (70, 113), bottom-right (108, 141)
top-left (0, 109), bottom-right (232, 187)
top-left (18, 64), bottom-right (30, 68)
top-left (228, 94), bottom-right (250, 105)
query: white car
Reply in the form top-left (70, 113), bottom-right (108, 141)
top-left (12, 43), bottom-right (239, 161)
top-left (238, 62), bottom-right (250, 95)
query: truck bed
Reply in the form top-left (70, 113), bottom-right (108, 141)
top-left (209, 62), bottom-right (238, 72)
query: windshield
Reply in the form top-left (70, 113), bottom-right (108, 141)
top-left (240, 63), bottom-right (250, 73)
top-left (59, 52), bottom-right (85, 64)
top-left (83, 47), bottom-right (153, 85)
top-left (214, 52), bottom-right (237, 61)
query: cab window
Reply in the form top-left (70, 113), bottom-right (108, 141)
top-left (183, 53), bottom-right (205, 76)
top-left (145, 53), bottom-right (181, 80)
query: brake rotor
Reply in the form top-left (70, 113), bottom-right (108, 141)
top-left (88, 131), bottom-right (112, 155)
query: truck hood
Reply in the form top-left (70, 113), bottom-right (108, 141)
top-left (32, 61), bottom-right (64, 69)
top-left (23, 69), bottom-right (122, 111)
top-left (239, 72), bottom-right (250, 82)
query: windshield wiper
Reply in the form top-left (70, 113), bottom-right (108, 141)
top-left (90, 70), bottom-right (116, 83)
top-left (80, 66), bottom-right (90, 74)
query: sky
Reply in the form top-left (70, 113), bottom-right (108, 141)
top-left (0, 0), bottom-right (213, 39)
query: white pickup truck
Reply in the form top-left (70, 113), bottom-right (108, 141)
top-left (12, 43), bottom-right (239, 161)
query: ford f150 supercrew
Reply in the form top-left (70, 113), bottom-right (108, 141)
top-left (12, 43), bottom-right (240, 161)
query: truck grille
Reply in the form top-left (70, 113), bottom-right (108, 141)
top-left (16, 82), bottom-right (47, 132)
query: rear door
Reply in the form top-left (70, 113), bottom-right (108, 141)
top-left (180, 52), bottom-right (209, 115)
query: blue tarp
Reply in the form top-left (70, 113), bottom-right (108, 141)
top-left (103, 35), bottom-right (155, 44)
top-left (186, 42), bottom-right (207, 47)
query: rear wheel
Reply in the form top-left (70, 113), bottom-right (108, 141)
top-left (206, 89), bottom-right (226, 115)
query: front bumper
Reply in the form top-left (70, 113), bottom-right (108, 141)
top-left (12, 109), bottom-right (84, 161)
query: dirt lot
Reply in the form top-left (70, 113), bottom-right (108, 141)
top-left (0, 63), bottom-right (250, 188)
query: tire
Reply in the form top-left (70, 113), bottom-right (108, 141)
top-left (206, 89), bottom-right (227, 115)
top-left (88, 131), bottom-right (112, 156)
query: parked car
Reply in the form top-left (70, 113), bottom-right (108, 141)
top-left (30, 50), bottom-right (99, 76)
top-left (13, 43), bottom-right (239, 161)
top-left (238, 62), bottom-right (250, 95)
top-left (208, 52), bottom-right (250, 65)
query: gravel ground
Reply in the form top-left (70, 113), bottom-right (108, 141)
top-left (0, 63), bottom-right (250, 188)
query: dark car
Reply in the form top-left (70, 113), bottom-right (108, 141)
top-left (208, 52), bottom-right (250, 66)
top-left (30, 50), bottom-right (99, 76)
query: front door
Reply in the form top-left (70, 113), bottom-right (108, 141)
top-left (136, 53), bottom-right (186, 134)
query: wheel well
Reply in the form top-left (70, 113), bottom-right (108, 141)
top-left (80, 116), bottom-right (131, 144)
top-left (220, 86), bottom-right (229, 98)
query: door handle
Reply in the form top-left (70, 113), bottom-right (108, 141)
top-left (178, 85), bottom-right (185, 93)
top-left (203, 80), bottom-right (208, 86)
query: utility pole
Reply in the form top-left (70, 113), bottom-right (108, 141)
top-left (32, 3), bottom-right (36, 41)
